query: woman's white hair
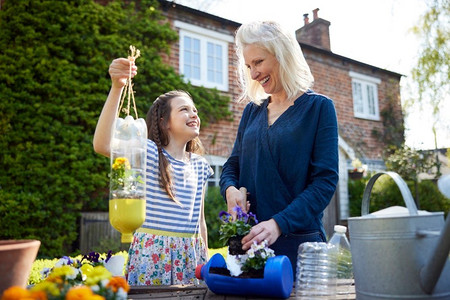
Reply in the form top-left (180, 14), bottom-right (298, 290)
top-left (235, 20), bottom-right (314, 105)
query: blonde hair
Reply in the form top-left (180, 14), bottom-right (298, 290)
top-left (235, 21), bottom-right (314, 105)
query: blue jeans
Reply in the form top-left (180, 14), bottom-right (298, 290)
top-left (270, 230), bottom-right (326, 280)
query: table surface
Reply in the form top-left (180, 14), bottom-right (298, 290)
top-left (128, 281), bottom-right (356, 299)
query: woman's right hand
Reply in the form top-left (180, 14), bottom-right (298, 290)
top-left (226, 186), bottom-right (250, 219)
top-left (108, 58), bottom-right (137, 88)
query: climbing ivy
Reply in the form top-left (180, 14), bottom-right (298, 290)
top-left (0, 0), bottom-right (231, 257)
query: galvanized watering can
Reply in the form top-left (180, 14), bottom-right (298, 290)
top-left (348, 171), bottom-right (450, 299)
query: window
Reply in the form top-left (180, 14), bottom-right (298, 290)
top-left (175, 21), bottom-right (233, 92)
top-left (349, 71), bottom-right (381, 120)
top-left (208, 165), bottom-right (223, 187)
top-left (204, 155), bottom-right (227, 187)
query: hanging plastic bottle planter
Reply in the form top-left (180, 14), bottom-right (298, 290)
top-left (109, 46), bottom-right (147, 243)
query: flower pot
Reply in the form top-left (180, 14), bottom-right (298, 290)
top-left (196, 253), bottom-right (293, 299)
top-left (0, 240), bottom-right (40, 295)
top-left (349, 171), bottom-right (363, 180)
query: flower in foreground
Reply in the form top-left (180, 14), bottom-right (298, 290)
top-left (1, 251), bottom-right (129, 300)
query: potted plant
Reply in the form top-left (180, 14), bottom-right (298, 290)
top-left (349, 158), bottom-right (365, 180)
top-left (240, 240), bottom-right (275, 277)
top-left (218, 206), bottom-right (258, 255)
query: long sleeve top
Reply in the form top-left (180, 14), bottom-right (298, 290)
top-left (220, 90), bottom-right (339, 235)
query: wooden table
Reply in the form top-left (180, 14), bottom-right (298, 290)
top-left (128, 281), bottom-right (356, 299)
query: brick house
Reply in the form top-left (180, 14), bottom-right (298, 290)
top-left (158, 1), bottom-right (404, 234)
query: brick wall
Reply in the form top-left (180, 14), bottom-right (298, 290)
top-left (160, 2), bottom-right (404, 161)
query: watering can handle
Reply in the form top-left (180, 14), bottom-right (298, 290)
top-left (361, 171), bottom-right (418, 216)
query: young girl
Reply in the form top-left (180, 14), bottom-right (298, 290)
top-left (93, 58), bottom-right (213, 285)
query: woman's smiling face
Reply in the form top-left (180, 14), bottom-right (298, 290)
top-left (243, 44), bottom-right (282, 96)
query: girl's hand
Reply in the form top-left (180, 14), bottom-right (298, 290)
top-left (241, 219), bottom-right (281, 250)
top-left (108, 58), bottom-right (137, 88)
top-left (225, 186), bottom-right (249, 219)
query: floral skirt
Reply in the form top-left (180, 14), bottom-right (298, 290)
top-left (126, 231), bottom-right (207, 286)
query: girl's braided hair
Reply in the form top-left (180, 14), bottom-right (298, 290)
top-left (146, 90), bottom-right (205, 205)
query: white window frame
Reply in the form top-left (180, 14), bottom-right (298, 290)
top-left (175, 21), bottom-right (233, 92)
top-left (349, 71), bottom-right (381, 121)
top-left (204, 155), bottom-right (227, 187)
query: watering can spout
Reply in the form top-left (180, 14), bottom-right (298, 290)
top-left (420, 211), bottom-right (450, 294)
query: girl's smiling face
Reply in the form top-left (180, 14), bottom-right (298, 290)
top-left (243, 44), bottom-right (283, 96)
top-left (166, 95), bottom-right (200, 143)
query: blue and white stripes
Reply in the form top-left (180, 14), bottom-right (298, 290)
top-left (142, 140), bottom-right (213, 235)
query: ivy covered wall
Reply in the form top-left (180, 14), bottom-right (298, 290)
top-left (0, 0), bottom-right (231, 257)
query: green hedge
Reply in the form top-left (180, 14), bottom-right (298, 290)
top-left (349, 175), bottom-right (450, 217)
top-left (0, 0), bottom-right (231, 257)
top-left (204, 186), bottom-right (227, 249)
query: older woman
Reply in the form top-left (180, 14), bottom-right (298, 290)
top-left (220, 21), bottom-right (339, 274)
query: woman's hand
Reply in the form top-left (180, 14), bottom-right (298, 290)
top-left (241, 218), bottom-right (281, 250)
top-left (109, 58), bottom-right (137, 88)
top-left (225, 186), bottom-right (250, 219)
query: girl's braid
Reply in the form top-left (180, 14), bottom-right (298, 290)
top-left (148, 100), bottom-right (180, 205)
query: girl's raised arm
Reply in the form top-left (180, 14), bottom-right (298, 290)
top-left (93, 58), bottom-right (137, 157)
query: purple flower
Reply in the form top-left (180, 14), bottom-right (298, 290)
top-left (82, 251), bottom-right (101, 264)
top-left (248, 212), bottom-right (258, 224)
top-left (105, 250), bottom-right (113, 263)
top-left (61, 256), bottom-right (74, 265)
top-left (219, 210), bottom-right (232, 223)
top-left (233, 206), bottom-right (245, 221)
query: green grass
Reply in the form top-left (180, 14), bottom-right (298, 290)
top-left (28, 248), bottom-right (228, 285)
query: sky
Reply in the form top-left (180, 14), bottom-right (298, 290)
top-left (175, 0), bottom-right (450, 150)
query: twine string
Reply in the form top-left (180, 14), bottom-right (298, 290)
top-left (117, 45), bottom-right (140, 119)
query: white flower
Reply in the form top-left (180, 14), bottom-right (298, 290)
top-left (116, 288), bottom-right (128, 300)
top-left (104, 255), bottom-right (125, 276)
top-left (91, 285), bottom-right (100, 292)
top-left (65, 267), bottom-right (79, 280)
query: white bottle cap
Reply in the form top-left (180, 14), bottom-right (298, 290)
top-left (334, 225), bottom-right (347, 233)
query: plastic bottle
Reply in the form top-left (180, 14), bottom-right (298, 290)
top-left (196, 253), bottom-right (293, 299)
top-left (328, 225), bottom-right (353, 297)
top-left (295, 242), bottom-right (337, 299)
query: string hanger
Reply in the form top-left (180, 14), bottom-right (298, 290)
top-left (118, 45), bottom-right (141, 119)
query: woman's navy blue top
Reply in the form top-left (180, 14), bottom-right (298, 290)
top-left (220, 90), bottom-right (339, 236)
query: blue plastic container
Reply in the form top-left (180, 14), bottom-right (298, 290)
top-left (196, 253), bottom-right (293, 299)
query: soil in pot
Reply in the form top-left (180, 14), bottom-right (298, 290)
top-left (209, 267), bottom-right (264, 279)
top-left (228, 235), bottom-right (246, 255)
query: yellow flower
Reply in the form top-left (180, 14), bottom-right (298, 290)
top-left (138, 273), bottom-right (145, 283)
top-left (80, 263), bottom-right (94, 278)
top-left (112, 157), bottom-right (130, 170)
top-left (351, 158), bottom-right (362, 169)
top-left (66, 286), bottom-right (105, 300)
top-left (30, 281), bottom-right (60, 297)
top-left (47, 265), bottom-right (76, 280)
top-left (84, 266), bottom-right (111, 286)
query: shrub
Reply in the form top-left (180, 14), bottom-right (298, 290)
top-left (0, 0), bottom-right (231, 257)
top-left (204, 186), bottom-right (227, 249)
top-left (349, 175), bottom-right (449, 217)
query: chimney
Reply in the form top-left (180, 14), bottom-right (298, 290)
top-left (295, 8), bottom-right (331, 51)
top-left (303, 13), bottom-right (309, 25)
top-left (313, 8), bottom-right (319, 20)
